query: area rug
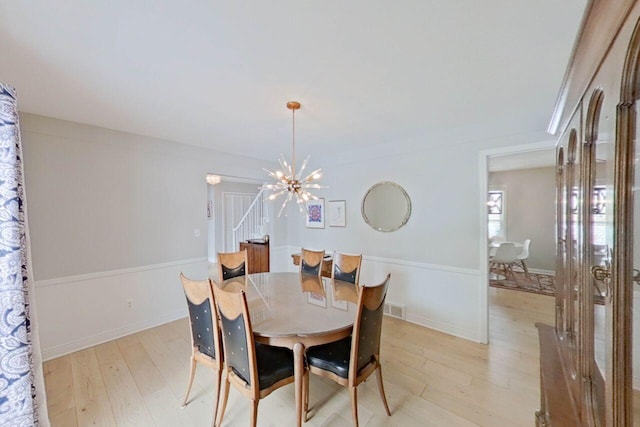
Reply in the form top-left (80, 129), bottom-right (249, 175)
top-left (489, 270), bottom-right (605, 305)
top-left (490, 270), bottom-right (555, 297)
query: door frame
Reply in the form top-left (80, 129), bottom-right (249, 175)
top-left (478, 139), bottom-right (556, 344)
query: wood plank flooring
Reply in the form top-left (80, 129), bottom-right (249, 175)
top-left (44, 288), bottom-right (555, 426)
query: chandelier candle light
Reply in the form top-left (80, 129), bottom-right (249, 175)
top-left (262, 101), bottom-right (325, 216)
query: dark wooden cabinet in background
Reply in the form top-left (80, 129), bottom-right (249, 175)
top-left (239, 241), bottom-right (270, 273)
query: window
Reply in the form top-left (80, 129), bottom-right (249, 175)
top-left (487, 189), bottom-right (505, 239)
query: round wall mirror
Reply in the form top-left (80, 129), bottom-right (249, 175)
top-left (361, 182), bottom-right (411, 232)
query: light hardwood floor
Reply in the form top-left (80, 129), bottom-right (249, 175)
top-left (44, 288), bottom-right (554, 426)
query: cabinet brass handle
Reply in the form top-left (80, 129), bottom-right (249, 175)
top-left (591, 265), bottom-right (610, 282)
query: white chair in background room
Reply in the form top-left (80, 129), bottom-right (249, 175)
top-left (490, 242), bottom-right (518, 280)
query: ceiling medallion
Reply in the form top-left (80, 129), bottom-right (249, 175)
top-left (262, 101), bottom-right (325, 216)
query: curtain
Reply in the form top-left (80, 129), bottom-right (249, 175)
top-left (0, 83), bottom-right (49, 426)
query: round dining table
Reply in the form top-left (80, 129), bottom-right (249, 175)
top-left (220, 272), bottom-right (358, 427)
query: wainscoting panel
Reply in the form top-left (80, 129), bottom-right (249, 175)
top-left (270, 245), bottom-right (299, 273)
top-left (361, 255), bottom-right (483, 342)
top-left (37, 250), bottom-right (485, 360)
top-left (274, 247), bottom-right (483, 341)
top-left (36, 258), bottom-right (208, 361)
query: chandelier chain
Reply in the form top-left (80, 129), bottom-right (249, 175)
top-left (292, 108), bottom-right (296, 178)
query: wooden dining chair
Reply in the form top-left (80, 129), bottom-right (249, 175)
top-left (331, 252), bottom-right (362, 285)
top-left (217, 250), bottom-right (248, 282)
top-left (179, 273), bottom-right (223, 426)
top-left (212, 284), bottom-right (297, 427)
top-left (305, 274), bottom-right (392, 427)
top-left (300, 248), bottom-right (325, 278)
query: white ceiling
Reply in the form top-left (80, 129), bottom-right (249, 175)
top-left (0, 1), bottom-right (586, 164)
top-left (488, 149), bottom-right (556, 172)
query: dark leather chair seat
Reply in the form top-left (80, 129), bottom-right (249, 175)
top-left (306, 337), bottom-right (353, 379)
top-left (256, 343), bottom-right (295, 390)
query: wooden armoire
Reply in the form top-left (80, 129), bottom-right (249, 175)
top-left (537, 1), bottom-right (640, 425)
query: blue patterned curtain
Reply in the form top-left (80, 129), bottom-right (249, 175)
top-left (0, 83), bottom-right (47, 426)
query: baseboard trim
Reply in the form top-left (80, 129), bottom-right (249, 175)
top-left (35, 257), bottom-right (208, 288)
top-left (42, 310), bottom-right (187, 361)
top-left (405, 312), bottom-right (481, 343)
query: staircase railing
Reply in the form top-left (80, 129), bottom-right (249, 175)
top-left (232, 188), bottom-right (267, 250)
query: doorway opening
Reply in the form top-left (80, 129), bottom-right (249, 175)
top-left (206, 174), bottom-right (265, 262)
top-left (478, 141), bottom-right (556, 343)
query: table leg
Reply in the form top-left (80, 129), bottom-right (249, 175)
top-left (293, 342), bottom-right (305, 427)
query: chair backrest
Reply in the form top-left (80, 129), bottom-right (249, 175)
top-left (349, 274), bottom-right (390, 384)
top-left (331, 252), bottom-right (362, 285)
top-left (180, 273), bottom-right (221, 365)
top-left (300, 248), bottom-right (325, 277)
top-left (212, 284), bottom-right (259, 399)
top-left (520, 239), bottom-right (531, 259)
top-left (493, 243), bottom-right (518, 263)
top-left (218, 250), bottom-right (248, 282)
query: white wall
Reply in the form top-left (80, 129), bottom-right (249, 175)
top-left (285, 133), bottom-right (552, 342)
top-left (24, 111), bottom-right (553, 357)
top-left (20, 113), bottom-right (272, 359)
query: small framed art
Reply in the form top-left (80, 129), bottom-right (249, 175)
top-left (328, 200), bottom-right (346, 227)
top-left (306, 198), bottom-right (325, 228)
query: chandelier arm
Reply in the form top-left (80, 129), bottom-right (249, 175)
top-left (277, 197), bottom-right (289, 217)
top-left (296, 156), bottom-right (309, 181)
top-left (301, 168), bottom-right (322, 182)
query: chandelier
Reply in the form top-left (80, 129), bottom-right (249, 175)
top-left (262, 101), bottom-right (325, 216)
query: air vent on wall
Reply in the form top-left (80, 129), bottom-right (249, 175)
top-left (383, 302), bottom-right (406, 320)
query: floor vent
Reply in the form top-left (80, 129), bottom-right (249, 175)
top-left (383, 302), bottom-right (406, 320)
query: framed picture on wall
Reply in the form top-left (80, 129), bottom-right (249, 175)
top-left (207, 200), bottom-right (213, 220)
top-left (306, 198), bottom-right (325, 228)
top-left (328, 200), bottom-right (346, 227)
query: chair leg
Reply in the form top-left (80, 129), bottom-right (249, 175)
top-left (250, 399), bottom-right (259, 427)
top-left (214, 377), bottom-right (230, 427)
top-left (350, 386), bottom-right (359, 427)
top-left (181, 356), bottom-right (197, 408)
top-left (520, 260), bottom-right (530, 278)
top-left (375, 365), bottom-right (391, 416)
top-left (211, 368), bottom-right (222, 427)
top-left (303, 369), bottom-right (309, 421)
top-left (500, 264), bottom-right (508, 280)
